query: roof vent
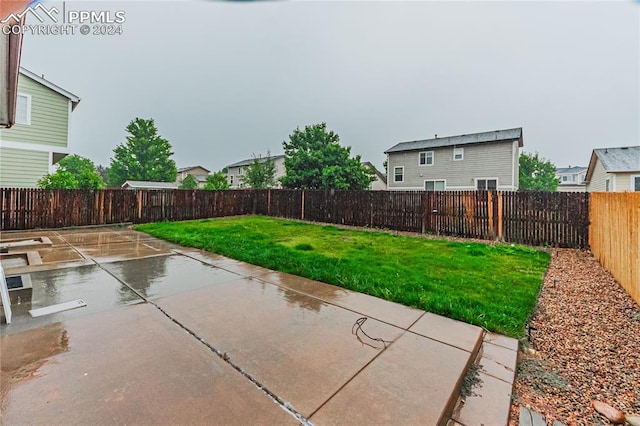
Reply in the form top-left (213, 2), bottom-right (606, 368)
top-left (434, 134), bottom-right (438, 139)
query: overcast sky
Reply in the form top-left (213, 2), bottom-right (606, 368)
top-left (18, 0), bottom-right (640, 172)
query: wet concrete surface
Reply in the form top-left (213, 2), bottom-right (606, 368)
top-left (1, 225), bottom-right (515, 425)
top-left (0, 264), bottom-right (143, 335)
top-left (154, 277), bottom-right (406, 417)
top-left (1, 304), bottom-right (297, 425)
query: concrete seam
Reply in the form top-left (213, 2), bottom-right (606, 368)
top-left (92, 259), bottom-right (311, 426)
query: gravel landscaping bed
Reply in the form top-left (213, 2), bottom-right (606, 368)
top-left (510, 249), bottom-right (640, 425)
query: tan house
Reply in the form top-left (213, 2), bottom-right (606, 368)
top-left (177, 166), bottom-right (210, 188)
top-left (362, 161), bottom-right (387, 190)
top-left (384, 128), bottom-right (523, 191)
top-left (226, 154), bottom-right (285, 189)
top-left (585, 146), bottom-right (640, 192)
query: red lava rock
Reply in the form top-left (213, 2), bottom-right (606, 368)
top-left (510, 249), bottom-right (640, 425)
top-left (592, 400), bottom-right (626, 424)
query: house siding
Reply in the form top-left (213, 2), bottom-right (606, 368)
top-left (228, 156), bottom-right (285, 188)
top-left (0, 74), bottom-right (70, 148)
top-left (587, 159), bottom-right (611, 192)
top-left (387, 141), bottom-right (517, 190)
top-left (0, 147), bottom-right (50, 187)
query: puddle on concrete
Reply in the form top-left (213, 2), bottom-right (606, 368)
top-left (101, 255), bottom-right (242, 300)
top-left (0, 264), bottom-right (143, 335)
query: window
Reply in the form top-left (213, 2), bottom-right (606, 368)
top-left (15, 94), bottom-right (31, 125)
top-left (230, 175), bottom-right (234, 185)
top-left (633, 176), bottom-right (640, 192)
top-left (476, 179), bottom-right (497, 190)
top-left (394, 167), bottom-right (404, 182)
top-left (419, 151), bottom-right (434, 166)
top-left (605, 178), bottom-right (610, 192)
top-left (425, 180), bottom-right (445, 191)
top-left (453, 148), bottom-right (463, 161)
top-left (562, 175), bottom-right (569, 182)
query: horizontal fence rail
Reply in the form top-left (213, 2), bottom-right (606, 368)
top-left (1, 188), bottom-right (590, 248)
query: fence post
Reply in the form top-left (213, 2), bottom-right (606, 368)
top-left (137, 190), bottom-right (143, 221)
top-left (301, 190), bottom-right (305, 220)
top-left (487, 190), bottom-right (494, 239)
top-left (497, 191), bottom-right (504, 240)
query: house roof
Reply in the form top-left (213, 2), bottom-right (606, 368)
top-left (227, 154), bottom-right (285, 169)
top-left (121, 180), bottom-right (178, 189)
top-left (178, 166), bottom-right (210, 173)
top-left (556, 166), bottom-right (587, 174)
top-left (585, 146), bottom-right (640, 183)
top-left (384, 127), bottom-right (523, 154)
top-left (362, 161), bottom-right (387, 184)
top-left (19, 67), bottom-right (81, 110)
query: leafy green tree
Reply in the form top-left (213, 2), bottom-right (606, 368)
top-left (242, 152), bottom-right (277, 189)
top-left (204, 171), bottom-right (229, 190)
top-left (38, 154), bottom-right (104, 189)
top-left (179, 174), bottom-right (199, 189)
top-left (38, 170), bottom-right (79, 189)
top-left (519, 152), bottom-right (560, 191)
top-left (281, 123), bottom-right (374, 190)
top-left (108, 118), bottom-right (177, 186)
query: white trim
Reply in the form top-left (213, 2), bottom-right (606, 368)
top-left (15, 93), bottom-right (31, 125)
top-left (453, 147), bottom-right (463, 161)
top-left (512, 140), bottom-right (517, 189)
top-left (0, 139), bottom-right (69, 154)
top-left (48, 152), bottom-right (55, 173)
top-left (388, 186), bottom-right (425, 191)
top-left (393, 166), bottom-right (404, 183)
top-left (19, 67), bottom-right (80, 103)
top-left (418, 151), bottom-right (434, 166)
top-left (631, 175), bottom-right (640, 192)
top-left (424, 179), bottom-right (446, 191)
top-left (475, 177), bottom-right (499, 190)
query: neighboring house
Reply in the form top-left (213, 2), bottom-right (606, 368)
top-left (121, 180), bottom-right (178, 190)
top-left (226, 154), bottom-right (285, 189)
top-left (585, 146), bottom-right (640, 192)
top-left (362, 161), bottom-right (387, 190)
top-left (555, 166), bottom-right (587, 192)
top-left (177, 166), bottom-right (210, 188)
top-left (384, 128), bottom-right (523, 191)
top-left (0, 67), bottom-right (80, 187)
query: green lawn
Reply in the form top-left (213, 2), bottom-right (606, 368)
top-left (135, 216), bottom-right (550, 337)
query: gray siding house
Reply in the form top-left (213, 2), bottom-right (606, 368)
top-left (555, 166), bottom-right (587, 192)
top-left (585, 146), bottom-right (640, 192)
top-left (226, 154), bottom-right (285, 189)
top-left (384, 128), bottom-right (523, 191)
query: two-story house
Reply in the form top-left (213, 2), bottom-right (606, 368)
top-left (226, 154), bottom-right (285, 189)
top-left (555, 166), bottom-right (587, 192)
top-left (585, 146), bottom-right (640, 192)
top-left (0, 67), bottom-right (80, 187)
top-left (384, 128), bottom-right (523, 191)
top-left (176, 166), bottom-right (210, 188)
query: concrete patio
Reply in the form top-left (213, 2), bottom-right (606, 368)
top-left (1, 226), bottom-right (518, 425)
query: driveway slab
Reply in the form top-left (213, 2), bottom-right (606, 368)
top-left (153, 276), bottom-right (406, 417)
top-left (1, 304), bottom-right (296, 425)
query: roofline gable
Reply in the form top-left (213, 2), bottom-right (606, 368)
top-left (19, 67), bottom-right (81, 109)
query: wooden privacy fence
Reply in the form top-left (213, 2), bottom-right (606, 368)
top-left (589, 192), bottom-right (640, 305)
top-left (2, 188), bottom-right (589, 248)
